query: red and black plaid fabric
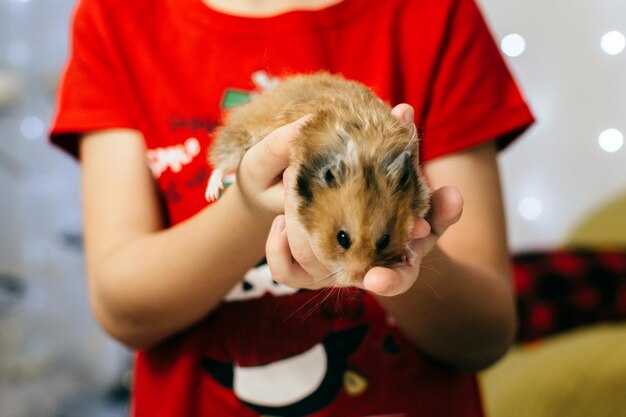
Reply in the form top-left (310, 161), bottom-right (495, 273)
top-left (513, 249), bottom-right (626, 342)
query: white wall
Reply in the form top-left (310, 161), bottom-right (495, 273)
top-left (477, 0), bottom-right (626, 251)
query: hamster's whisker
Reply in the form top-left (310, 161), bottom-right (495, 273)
top-left (415, 275), bottom-right (444, 302)
top-left (299, 287), bottom-right (336, 323)
top-left (284, 268), bottom-right (346, 323)
top-left (334, 286), bottom-right (344, 316)
top-left (378, 258), bottom-right (448, 280)
top-left (342, 286), bottom-right (362, 301)
top-left (314, 268), bottom-right (345, 286)
top-left (423, 255), bottom-right (468, 274)
top-left (333, 285), bottom-right (360, 316)
top-left (418, 262), bottom-right (448, 279)
top-left (310, 268), bottom-right (352, 318)
top-left (283, 286), bottom-right (330, 323)
top-left (402, 123), bottom-right (419, 152)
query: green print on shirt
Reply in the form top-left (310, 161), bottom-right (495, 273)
top-left (221, 89), bottom-right (252, 109)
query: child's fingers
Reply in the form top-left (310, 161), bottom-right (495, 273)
top-left (390, 104), bottom-right (420, 159)
top-left (241, 115), bottom-right (311, 186)
top-left (427, 186), bottom-right (463, 237)
top-left (282, 169), bottom-right (331, 280)
top-left (409, 217), bottom-right (431, 240)
top-left (263, 182), bottom-right (286, 214)
top-left (265, 215), bottom-right (311, 288)
top-left (363, 266), bottom-right (416, 297)
top-left (391, 103), bottom-right (415, 126)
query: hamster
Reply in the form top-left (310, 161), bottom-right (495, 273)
top-left (207, 72), bottom-right (431, 286)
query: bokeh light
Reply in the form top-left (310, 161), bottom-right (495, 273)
top-left (20, 116), bottom-right (45, 140)
top-left (501, 33), bottom-right (526, 57)
top-left (601, 31), bottom-right (625, 55)
top-left (598, 128), bottom-right (624, 153)
top-left (518, 196), bottom-right (543, 221)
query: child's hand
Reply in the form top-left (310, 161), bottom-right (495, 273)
top-left (361, 186), bottom-right (463, 296)
top-left (234, 116), bottom-right (310, 215)
top-left (265, 174), bottom-right (463, 296)
top-left (265, 104), bottom-right (464, 296)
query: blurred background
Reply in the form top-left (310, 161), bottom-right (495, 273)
top-left (0, 0), bottom-right (624, 416)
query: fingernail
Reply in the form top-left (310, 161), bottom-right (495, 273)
top-left (272, 216), bottom-right (285, 233)
top-left (402, 107), bottom-right (414, 125)
top-left (283, 168), bottom-right (292, 186)
top-left (294, 114), bottom-right (313, 130)
top-left (411, 219), bottom-right (431, 239)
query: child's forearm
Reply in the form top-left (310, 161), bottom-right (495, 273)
top-left (375, 245), bottom-right (517, 371)
top-left (88, 184), bottom-right (273, 349)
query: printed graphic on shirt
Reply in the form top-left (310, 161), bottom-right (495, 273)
top-left (146, 137), bottom-right (201, 178)
top-left (198, 280), bottom-right (412, 416)
top-left (148, 70), bottom-right (279, 189)
top-left (221, 70), bottom-right (280, 109)
top-left (201, 325), bottom-right (369, 417)
top-left (221, 89), bottom-right (251, 109)
top-left (225, 260), bottom-right (298, 302)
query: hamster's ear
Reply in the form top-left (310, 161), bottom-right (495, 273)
top-left (319, 154), bottom-right (346, 187)
top-left (386, 151), bottom-right (414, 190)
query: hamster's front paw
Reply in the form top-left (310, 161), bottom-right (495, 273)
top-left (205, 168), bottom-right (224, 202)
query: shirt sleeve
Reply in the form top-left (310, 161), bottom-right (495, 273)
top-left (416, 0), bottom-right (535, 162)
top-left (49, 0), bottom-right (139, 158)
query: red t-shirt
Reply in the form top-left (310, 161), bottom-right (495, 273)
top-left (51, 0), bottom-right (534, 416)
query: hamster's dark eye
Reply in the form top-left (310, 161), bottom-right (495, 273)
top-left (337, 230), bottom-right (351, 249)
top-left (376, 234), bottom-right (390, 251)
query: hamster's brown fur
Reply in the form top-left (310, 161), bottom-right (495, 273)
top-left (208, 72), bottom-right (430, 285)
